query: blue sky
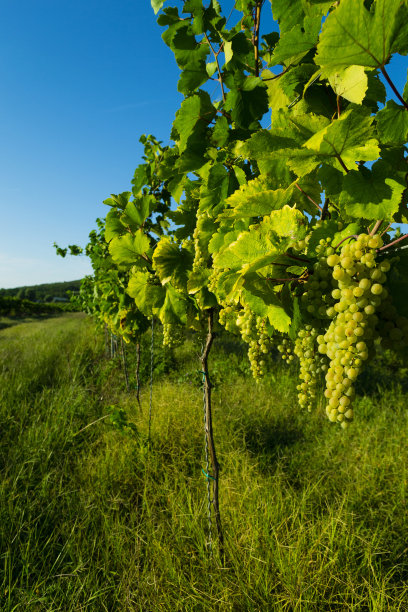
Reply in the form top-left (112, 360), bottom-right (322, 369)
top-left (0, 0), bottom-right (184, 288)
top-left (0, 1), bottom-right (407, 289)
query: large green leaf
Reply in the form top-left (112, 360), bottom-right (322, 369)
top-left (158, 284), bottom-right (188, 324)
top-left (340, 164), bottom-right (405, 221)
top-left (187, 268), bottom-right (211, 294)
top-left (222, 178), bottom-right (292, 219)
top-left (224, 76), bottom-right (268, 129)
top-left (109, 232), bottom-right (151, 265)
top-left (152, 237), bottom-right (193, 290)
top-left (326, 65), bottom-right (368, 104)
top-left (173, 91), bottom-right (215, 153)
top-left (316, 0), bottom-right (408, 70)
top-left (271, 16), bottom-right (321, 66)
top-left (263, 205), bottom-right (308, 241)
top-left (199, 164), bottom-right (230, 216)
top-left (127, 271), bottom-right (165, 316)
top-left (121, 196), bottom-right (154, 230)
top-left (303, 107), bottom-right (380, 171)
top-left (105, 210), bottom-right (125, 242)
top-left (376, 100), bottom-right (408, 146)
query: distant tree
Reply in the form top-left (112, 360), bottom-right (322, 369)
top-left (24, 288), bottom-right (36, 301)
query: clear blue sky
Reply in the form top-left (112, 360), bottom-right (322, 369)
top-left (0, 1), bottom-right (406, 289)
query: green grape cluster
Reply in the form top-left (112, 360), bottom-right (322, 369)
top-left (236, 305), bottom-right (271, 381)
top-left (277, 338), bottom-right (295, 363)
top-left (163, 323), bottom-right (183, 348)
top-left (294, 326), bottom-right (327, 412)
top-left (218, 305), bottom-right (239, 333)
top-left (192, 211), bottom-right (206, 271)
top-left (318, 233), bottom-right (389, 427)
top-left (301, 238), bottom-right (334, 319)
top-left (208, 267), bottom-right (222, 295)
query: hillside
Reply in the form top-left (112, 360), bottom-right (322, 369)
top-left (0, 279), bottom-right (82, 302)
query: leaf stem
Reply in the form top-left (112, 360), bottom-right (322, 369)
top-left (336, 155), bottom-right (349, 173)
top-left (295, 183), bottom-right (323, 212)
top-left (253, 1), bottom-right (262, 78)
top-left (380, 223), bottom-right (392, 237)
top-left (286, 253), bottom-right (310, 263)
top-left (333, 235), bottom-right (359, 249)
top-left (369, 220), bottom-right (383, 236)
top-left (205, 34), bottom-right (226, 103)
top-left (378, 233), bottom-right (408, 252)
top-left (321, 197), bottom-right (330, 220)
top-left (380, 66), bottom-right (408, 111)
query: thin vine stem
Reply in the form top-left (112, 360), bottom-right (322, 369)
top-left (380, 66), bottom-right (408, 111)
top-left (378, 233), bottom-right (408, 252)
top-left (205, 33), bottom-right (226, 103)
top-left (369, 220), bottom-right (383, 236)
top-left (295, 183), bottom-right (323, 212)
top-left (333, 234), bottom-right (359, 249)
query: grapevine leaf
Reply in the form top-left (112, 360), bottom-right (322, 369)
top-left (376, 100), bottom-right (408, 146)
top-left (318, 164), bottom-right (343, 201)
top-left (222, 179), bottom-right (292, 219)
top-left (271, 16), bottom-right (321, 67)
top-left (316, 0), bottom-right (408, 70)
top-left (271, 0), bottom-right (305, 33)
top-left (303, 107), bottom-right (380, 171)
top-left (152, 237), bottom-right (193, 290)
top-left (121, 196), bottom-right (155, 230)
top-left (132, 164), bottom-right (149, 194)
top-left (105, 210), bottom-right (125, 242)
top-left (271, 0), bottom-right (332, 33)
top-left (158, 285), bottom-right (188, 324)
top-left (103, 192), bottom-right (132, 210)
top-left (340, 164), bottom-right (405, 221)
top-left (211, 116), bottom-right (229, 147)
top-left (187, 268), bottom-right (211, 294)
top-left (199, 164), bottom-right (230, 216)
top-left (127, 271), bottom-right (165, 316)
top-left (151, 0), bottom-right (166, 14)
top-left (194, 287), bottom-right (218, 310)
top-left (224, 76), bottom-right (268, 129)
top-left (263, 205), bottom-right (308, 242)
top-left (173, 91), bottom-right (215, 153)
top-left (109, 232), bottom-right (151, 265)
top-left (326, 65), bottom-right (368, 104)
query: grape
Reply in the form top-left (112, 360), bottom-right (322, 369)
top-left (234, 304), bottom-right (273, 380)
top-left (319, 233), bottom-right (391, 425)
top-left (163, 323), bottom-right (184, 348)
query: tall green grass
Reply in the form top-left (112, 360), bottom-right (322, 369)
top-left (1, 315), bottom-right (407, 610)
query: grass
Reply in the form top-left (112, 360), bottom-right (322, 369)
top-left (1, 314), bottom-right (408, 610)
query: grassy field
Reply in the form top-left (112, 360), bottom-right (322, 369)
top-left (1, 314), bottom-right (408, 611)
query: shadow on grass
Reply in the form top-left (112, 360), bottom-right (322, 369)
top-left (238, 416), bottom-right (303, 471)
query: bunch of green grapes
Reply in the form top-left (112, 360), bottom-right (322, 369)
top-left (301, 238), bottom-right (335, 319)
top-left (294, 326), bottom-right (328, 412)
top-left (318, 233), bottom-right (389, 427)
top-left (218, 305), bottom-right (239, 333)
top-left (236, 304), bottom-right (271, 380)
top-left (163, 323), bottom-right (184, 348)
top-left (208, 267), bottom-right (222, 295)
top-left (277, 338), bottom-right (294, 363)
top-left (192, 211), bottom-right (206, 271)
